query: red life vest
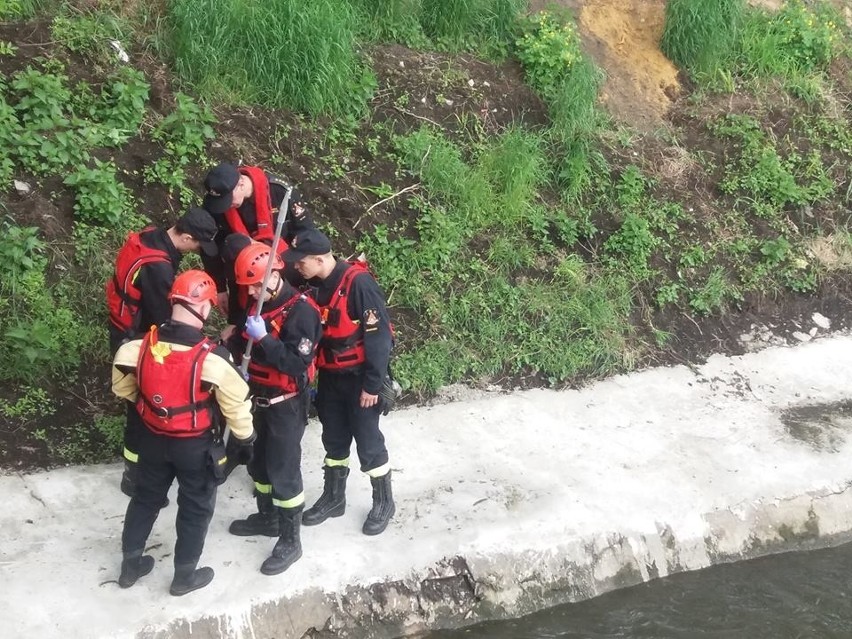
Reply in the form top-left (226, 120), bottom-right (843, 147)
top-left (317, 262), bottom-right (373, 371)
top-left (224, 166), bottom-right (276, 244)
top-left (243, 293), bottom-right (320, 392)
top-left (106, 228), bottom-right (170, 334)
top-left (135, 327), bottom-right (214, 437)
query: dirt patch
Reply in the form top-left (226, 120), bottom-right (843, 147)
top-left (578, 0), bottom-right (680, 132)
top-left (528, 0), bottom-right (680, 131)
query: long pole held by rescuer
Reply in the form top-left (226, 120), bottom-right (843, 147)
top-left (239, 186), bottom-right (292, 380)
top-left (222, 187), bottom-right (292, 457)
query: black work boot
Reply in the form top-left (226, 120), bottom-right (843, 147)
top-left (302, 466), bottom-right (349, 526)
top-left (229, 494), bottom-right (279, 536)
top-left (362, 470), bottom-right (395, 536)
top-left (260, 507), bottom-right (303, 575)
top-left (118, 551), bottom-right (155, 588)
top-left (169, 562), bottom-right (215, 597)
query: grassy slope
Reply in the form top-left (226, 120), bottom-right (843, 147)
top-left (0, 0), bottom-right (850, 467)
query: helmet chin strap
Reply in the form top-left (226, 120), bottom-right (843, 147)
top-left (176, 300), bottom-right (207, 324)
top-left (265, 274), bottom-right (282, 299)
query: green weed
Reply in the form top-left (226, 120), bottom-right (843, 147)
top-left (0, 386), bottom-right (53, 419)
top-left (515, 11), bottom-right (583, 98)
top-left (64, 159), bottom-right (136, 226)
top-left (661, 0), bottom-right (745, 80)
top-left (420, 0), bottom-right (523, 55)
top-left (0, 220), bottom-right (46, 288)
top-left (169, 0), bottom-right (365, 115)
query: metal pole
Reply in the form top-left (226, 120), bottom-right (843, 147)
top-left (239, 186), bottom-right (292, 380)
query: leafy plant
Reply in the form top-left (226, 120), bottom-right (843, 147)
top-left (0, 386), bottom-right (54, 419)
top-left (64, 159), bottom-right (135, 226)
top-left (515, 11), bottom-right (583, 97)
top-left (0, 221), bottom-right (46, 288)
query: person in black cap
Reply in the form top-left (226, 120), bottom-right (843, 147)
top-left (281, 229), bottom-right (396, 536)
top-left (200, 163), bottom-right (314, 314)
top-left (106, 206), bottom-right (219, 499)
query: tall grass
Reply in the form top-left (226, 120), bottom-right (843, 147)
top-left (548, 55), bottom-right (606, 198)
top-left (419, 0), bottom-right (525, 54)
top-left (168, 0), bottom-right (363, 114)
top-left (738, 1), bottom-right (845, 80)
top-left (348, 0), bottom-right (426, 46)
top-left (661, 0), bottom-right (745, 79)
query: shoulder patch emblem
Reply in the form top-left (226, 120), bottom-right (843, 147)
top-left (364, 309), bottom-right (379, 327)
top-left (149, 341), bottom-right (172, 364)
top-left (298, 337), bottom-right (313, 356)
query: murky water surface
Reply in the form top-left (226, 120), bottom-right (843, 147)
top-left (427, 542), bottom-right (852, 638)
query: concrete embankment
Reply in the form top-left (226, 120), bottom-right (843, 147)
top-left (3, 334), bottom-right (852, 638)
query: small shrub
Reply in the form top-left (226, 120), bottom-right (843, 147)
top-left (0, 386), bottom-right (53, 419)
top-left (64, 159), bottom-right (135, 226)
top-left (0, 221), bottom-right (46, 288)
top-left (515, 11), bottom-right (583, 97)
top-left (604, 213), bottom-right (657, 277)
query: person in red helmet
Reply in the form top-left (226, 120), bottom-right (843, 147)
top-left (225, 243), bottom-right (322, 576)
top-left (111, 270), bottom-right (255, 596)
top-left (107, 207), bottom-right (219, 501)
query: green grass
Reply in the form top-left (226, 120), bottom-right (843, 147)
top-left (168, 0), bottom-right (366, 115)
top-left (361, 124), bottom-right (635, 392)
top-left (419, 0), bottom-right (524, 54)
top-left (663, 0), bottom-right (847, 88)
top-left (661, 0), bottom-right (745, 80)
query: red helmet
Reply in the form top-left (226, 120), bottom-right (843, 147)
top-left (169, 269), bottom-right (217, 306)
top-left (234, 242), bottom-right (283, 285)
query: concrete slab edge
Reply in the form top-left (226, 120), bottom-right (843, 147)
top-left (138, 482), bottom-right (852, 639)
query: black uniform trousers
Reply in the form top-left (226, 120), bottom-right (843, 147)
top-left (121, 418), bottom-right (217, 566)
top-left (110, 327), bottom-right (144, 469)
top-left (316, 372), bottom-right (388, 472)
top-left (248, 392), bottom-right (309, 505)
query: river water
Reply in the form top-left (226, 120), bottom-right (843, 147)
top-left (427, 542), bottom-right (852, 638)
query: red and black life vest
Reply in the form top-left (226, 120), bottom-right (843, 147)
top-left (224, 167), bottom-right (273, 243)
top-left (135, 327), bottom-right (214, 437)
top-left (107, 228), bottom-right (170, 334)
top-left (243, 293), bottom-right (320, 392)
top-left (317, 262), bottom-right (373, 371)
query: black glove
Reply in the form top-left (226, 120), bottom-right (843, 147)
top-left (234, 438), bottom-right (254, 466)
top-left (226, 431), bottom-right (255, 468)
top-left (377, 375), bottom-right (401, 416)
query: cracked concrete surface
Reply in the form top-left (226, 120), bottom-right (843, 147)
top-left (3, 334), bottom-right (852, 638)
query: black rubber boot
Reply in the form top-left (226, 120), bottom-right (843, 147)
top-left (118, 552), bottom-right (155, 588)
top-left (169, 562), bottom-right (214, 597)
top-left (362, 470), bottom-right (395, 536)
top-left (229, 494), bottom-right (279, 536)
top-left (260, 507), bottom-right (303, 576)
top-left (302, 466), bottom-right (349, 526)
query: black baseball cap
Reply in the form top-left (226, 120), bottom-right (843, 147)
top-left (176, 207), bottom-right (219, 256)
top-left (203, 163), bottom-right (240, 216)
top-left (281, 229), bottom-right (332, 261)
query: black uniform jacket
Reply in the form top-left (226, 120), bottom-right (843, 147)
top-left (314, 260), bottom-right (393, 395)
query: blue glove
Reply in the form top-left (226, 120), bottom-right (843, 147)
top-left (245, 315), bottom-right (267, 341)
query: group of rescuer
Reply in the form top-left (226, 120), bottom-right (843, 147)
top-left (107, 163), bottom-right (398, 595)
